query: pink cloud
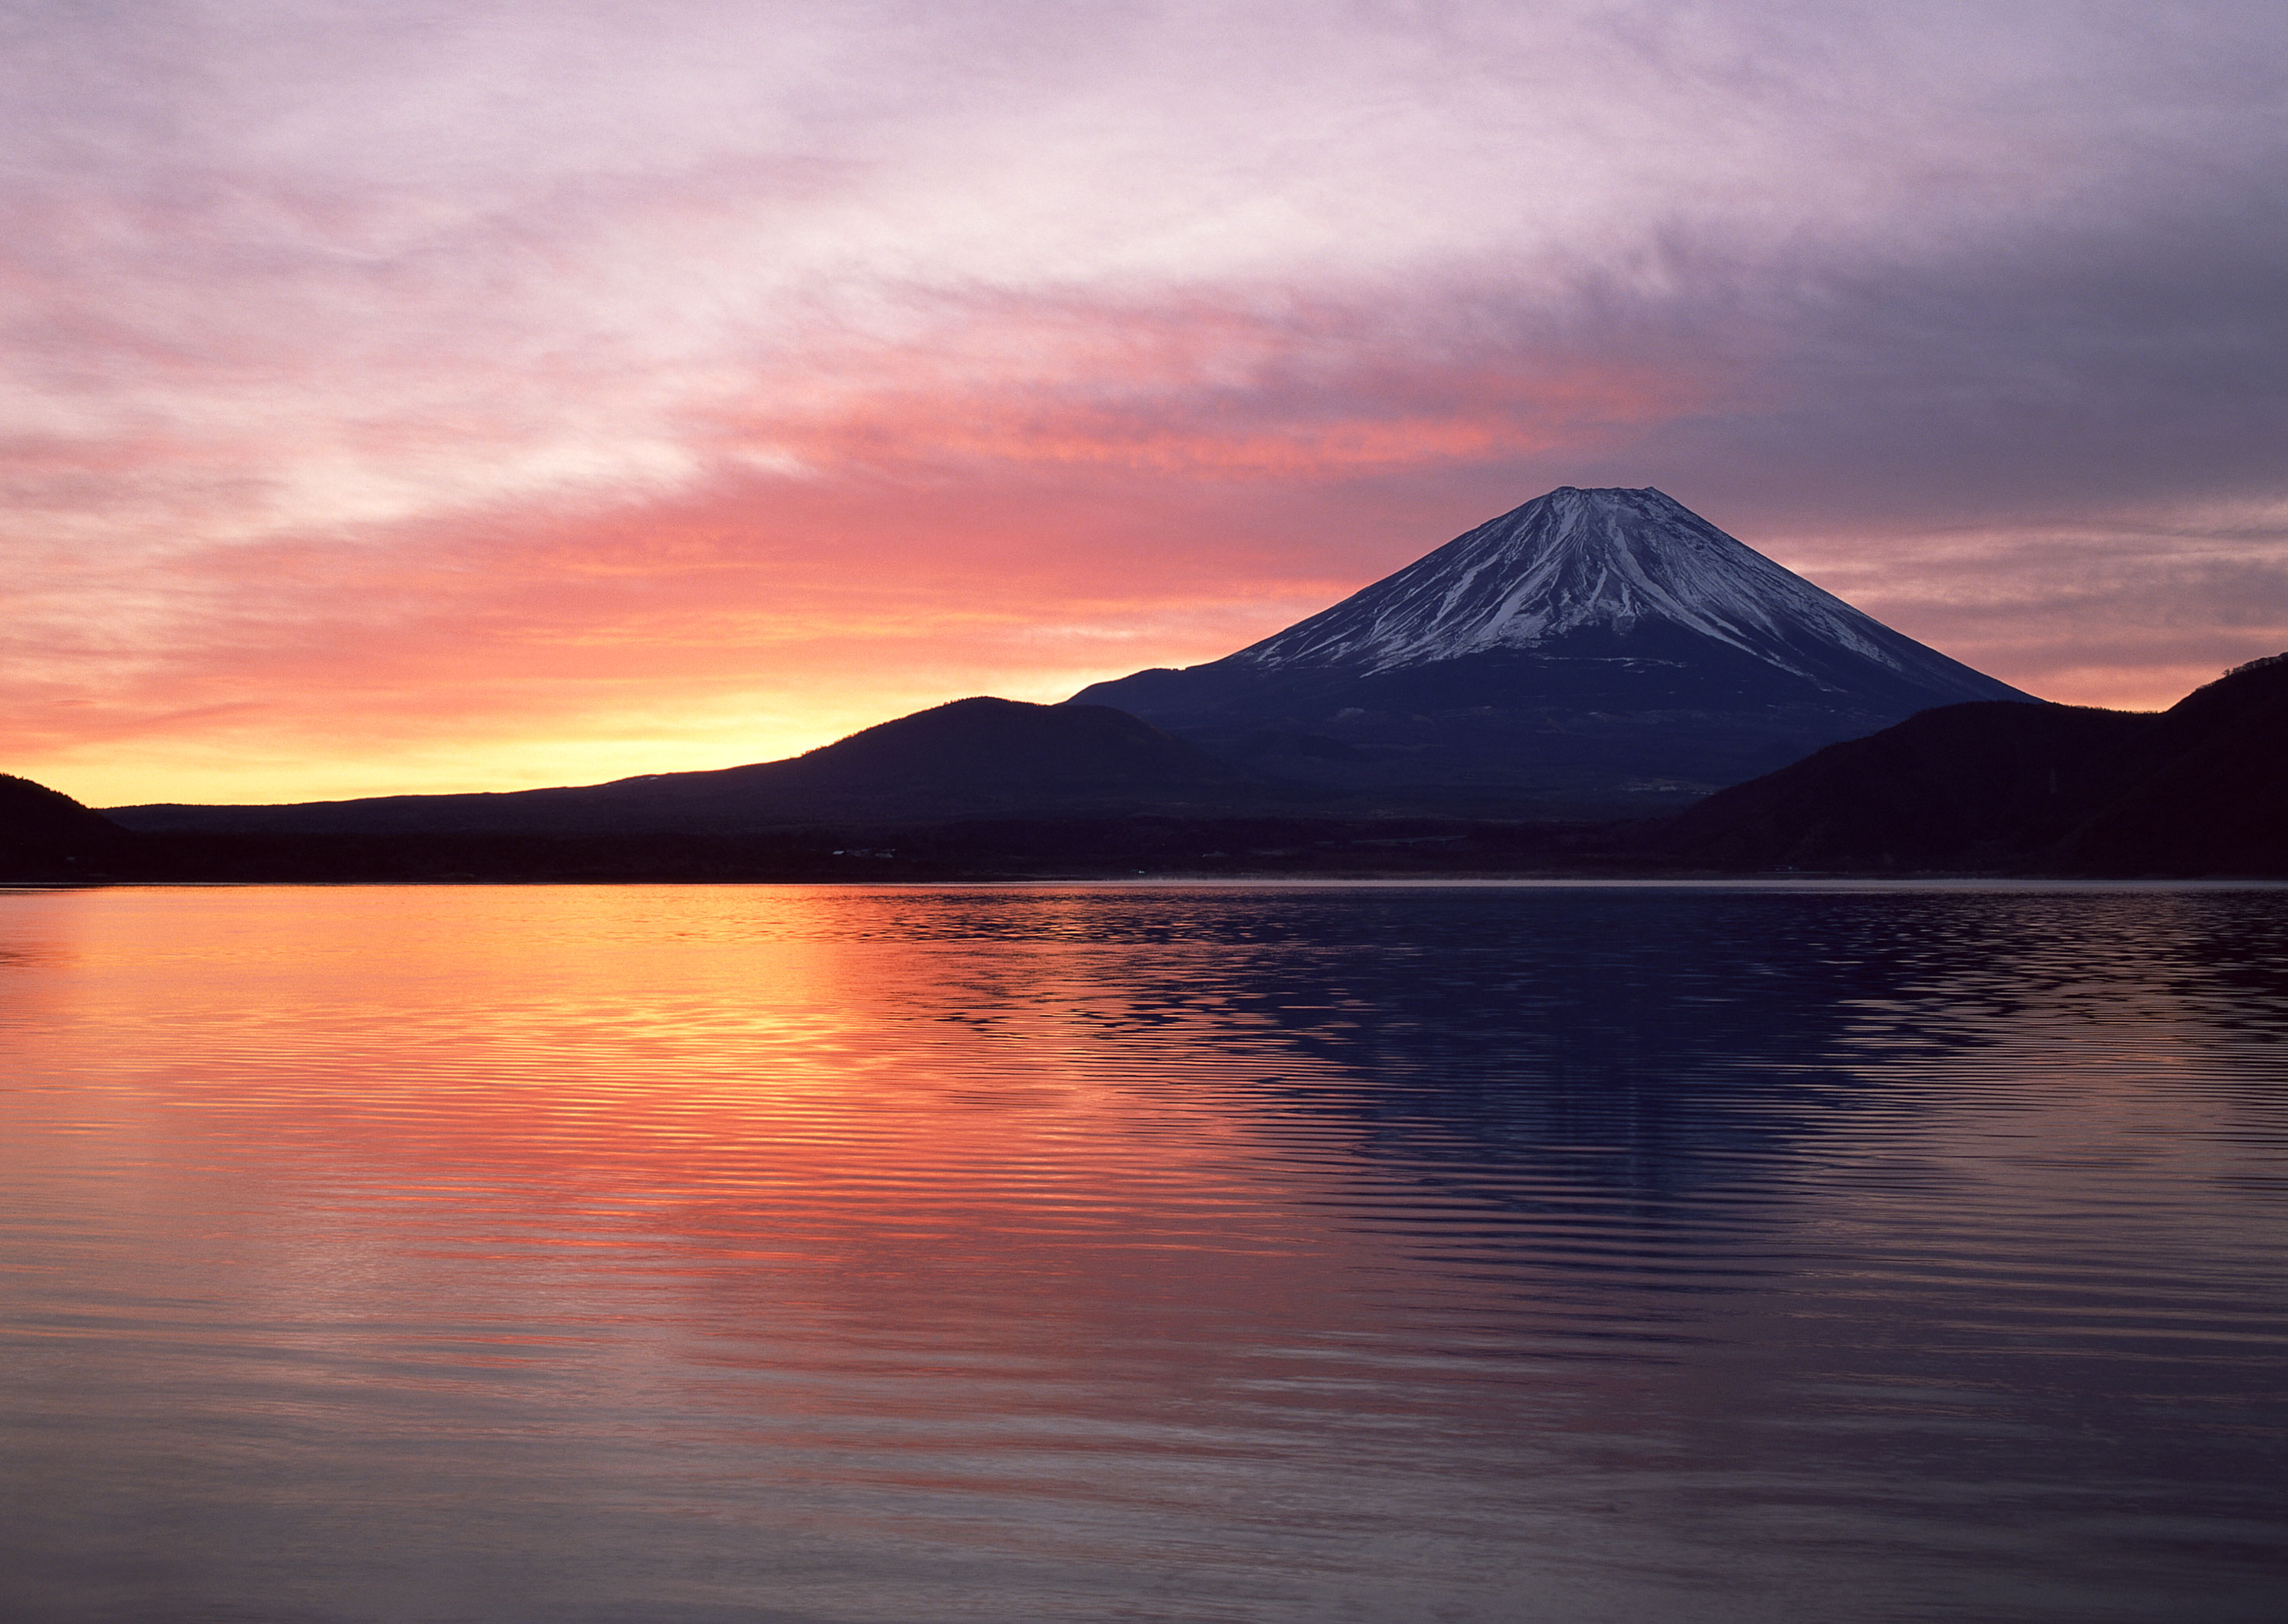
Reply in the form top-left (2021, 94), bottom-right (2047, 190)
top-left (2, 3), bottom-right (2283, 803)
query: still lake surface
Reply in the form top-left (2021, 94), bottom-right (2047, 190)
top-left (1, 882), bottom-right (2283, 1623)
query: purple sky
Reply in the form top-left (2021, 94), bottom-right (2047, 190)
top-left (6, 1), bottom-right (2284, 803)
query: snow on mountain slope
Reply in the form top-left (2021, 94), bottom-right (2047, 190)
top-left (1231, 486), bottom-right (2001, 698)
top-left (1068, 487), bottom-right (2034, 809)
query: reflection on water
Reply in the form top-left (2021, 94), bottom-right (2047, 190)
top-left (0, 883), bottom-right (2283, 1623)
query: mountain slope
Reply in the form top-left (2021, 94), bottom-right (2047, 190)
top-left (0, 775), bottom-right (134, 878)
top-left (109, 698), bottom-right (1267, 835)
top-left (2046, 654), bottom-right (2288, 875)
top-left (1073, 487), bottom-right (2035, 810)
top-left (1657, 653), bottom-right (2288, 875)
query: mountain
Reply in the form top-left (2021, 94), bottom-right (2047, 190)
top-left (1657, 652), bottom-right (2288, 875)
top-left (2052, 655), bottom-right (2288, 874)
top-left (0, 774), bottom-right (133, 879)
top-left (1072, 486), bottom-right (2036, 811)
top-left (56, 657), bottom-right (2288, 876)
top-left (106, 697), bottom-right (1264, 835)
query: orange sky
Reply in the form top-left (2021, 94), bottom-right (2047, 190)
top-left (5, 2), bottom-right (2284, 807)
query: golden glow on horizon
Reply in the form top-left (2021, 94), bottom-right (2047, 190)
top-left (5, 9), bottom-right (2282, 806)
top-left (22, 483), bottom-right (2258, 811)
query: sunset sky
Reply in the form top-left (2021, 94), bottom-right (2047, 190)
top-left (7, 0), bottom-right (2285, 807)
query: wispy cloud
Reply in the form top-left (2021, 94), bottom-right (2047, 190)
top-left (5, 1), bottom-right (2283, 801)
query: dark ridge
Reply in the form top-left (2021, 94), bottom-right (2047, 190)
top-left (0, 775), bottom-right (134, 880)
top-left (2049, 656), bottom-right (2288, 876)
top-left (745, 696), bottom-right (1249, 790)
top-left (1657, 654), bottom-right (2288, 876)
top-left (32, 654), bottom-right (2287, 883)
top-left (1654, 704), bottom-right (2158, 870)
top-left (106, 698), bottom-right (1274, 836)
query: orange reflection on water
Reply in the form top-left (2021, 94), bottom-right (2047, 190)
top-left (5, 882), bottom-right (2287, 1624)
top-left (2, 885), bottom-right (1394, 1420)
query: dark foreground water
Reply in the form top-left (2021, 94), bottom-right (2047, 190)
top-left (1, 883), bottom-right (2283, 1623)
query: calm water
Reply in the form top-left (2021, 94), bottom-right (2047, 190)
top-left (1, 883), bottom-right (2283, 1623)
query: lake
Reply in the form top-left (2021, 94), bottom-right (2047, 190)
top-left (1, 883), bottom-right (2283, 1622)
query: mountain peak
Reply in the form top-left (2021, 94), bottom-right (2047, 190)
top-left (1069, 485), bottom-right (2034, 810)
top-left (1228, 485), bottom-right (1951, 691)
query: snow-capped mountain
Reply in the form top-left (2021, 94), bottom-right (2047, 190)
top-left (1229, 487), bottom-right (2001, 695)
top-left (1072, 487), bottom-right (2037, 810)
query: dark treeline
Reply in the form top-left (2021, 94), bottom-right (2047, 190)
top-left (8, 653), bottom-right (2284, 885)
top-left (2, 814), bottom-right (1661, 886)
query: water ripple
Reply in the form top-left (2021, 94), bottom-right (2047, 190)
top-left (1, 883), bottom-right (2283, 1622)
